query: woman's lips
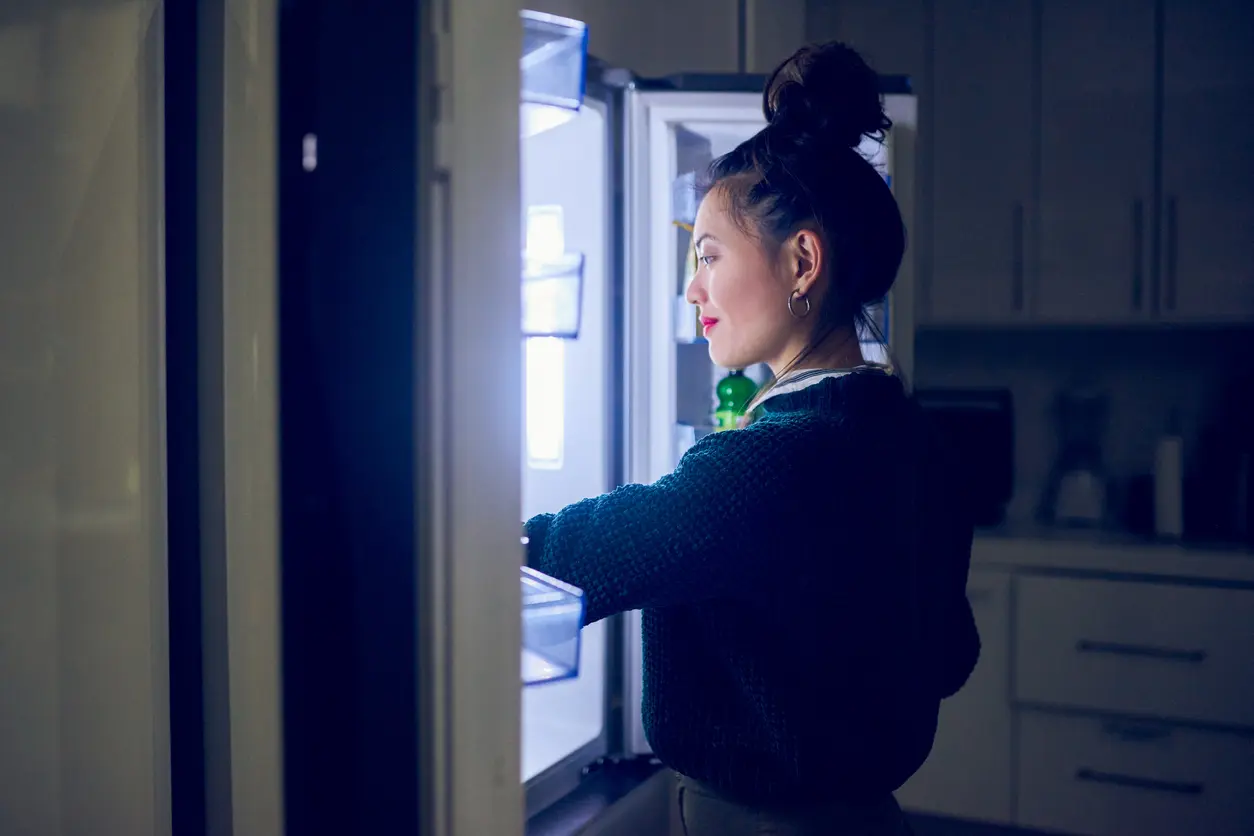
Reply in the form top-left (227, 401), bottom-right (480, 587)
top-left (700, 317), bottom-right (719, 335)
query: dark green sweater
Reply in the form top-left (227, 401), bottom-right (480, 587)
top-left (525, 371), bottom-right (979, 805)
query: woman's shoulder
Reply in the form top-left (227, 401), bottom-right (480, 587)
top-left (676, 411), bottom-right (834, 471)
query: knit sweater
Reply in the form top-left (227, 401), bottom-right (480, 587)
top-left (524, 371), bottom-right (979, 805)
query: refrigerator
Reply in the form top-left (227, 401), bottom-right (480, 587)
top-left (517, 8), bottom-right (919, 813)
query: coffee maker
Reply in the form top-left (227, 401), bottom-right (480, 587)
top-left (1039, 384), bottom-right (1109, 527)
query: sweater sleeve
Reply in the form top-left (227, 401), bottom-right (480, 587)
top-left (524, 420), bottom-right (804, 625)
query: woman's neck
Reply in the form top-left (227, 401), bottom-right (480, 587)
top-left (770, 328), bottom-right (865, 378)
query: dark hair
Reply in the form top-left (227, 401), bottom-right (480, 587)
top-left (699, 41), bottom-right (905, 380)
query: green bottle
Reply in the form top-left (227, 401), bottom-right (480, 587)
top-left (713, 370), bottom-right (757, 431)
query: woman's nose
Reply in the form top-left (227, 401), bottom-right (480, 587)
top-left (685, 270), bottom-right (706, 306)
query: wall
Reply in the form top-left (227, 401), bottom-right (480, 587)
top-left (915, 328), bottom-right (1254, 526)
top-left (0, 2), bottom-right (168, 834)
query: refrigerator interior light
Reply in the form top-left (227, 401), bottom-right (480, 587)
top-left (521, 565), bottom-right (585, 686)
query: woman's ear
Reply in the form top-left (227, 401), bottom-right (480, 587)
top-left (785, 228), bottom-right (824, 297)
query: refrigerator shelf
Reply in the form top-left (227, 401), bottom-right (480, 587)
top-left (520, 10), bottom-right (588, 138)
top-left (521, 565), bottom-right (584, 686)
top-left (522, 252), bottom-right (585, 338)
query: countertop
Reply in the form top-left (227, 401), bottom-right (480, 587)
top-left (971, 526), bottom-right (1254, 586)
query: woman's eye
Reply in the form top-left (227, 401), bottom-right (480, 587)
top-left (699, 255), bottom-right (715, 266)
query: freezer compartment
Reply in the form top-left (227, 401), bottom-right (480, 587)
top-left (521, 566), bottom-right (585, 686)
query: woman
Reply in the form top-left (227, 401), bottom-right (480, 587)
top-left (525, 41), bottom-right (979, 836)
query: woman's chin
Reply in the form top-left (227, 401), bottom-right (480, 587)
top-left (707, 343), bottom-right (746, 371)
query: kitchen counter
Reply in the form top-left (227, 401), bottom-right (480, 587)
top-left (972, 527), bottom-right (1254, 586)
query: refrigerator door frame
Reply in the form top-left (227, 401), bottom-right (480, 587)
top-left (422, 0), bottom-right (527, 830)
top-left (618, 86), bottom-right (918, 756)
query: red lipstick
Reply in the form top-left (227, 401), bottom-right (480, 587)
top-left (699, 317), bottom-right (718, 336)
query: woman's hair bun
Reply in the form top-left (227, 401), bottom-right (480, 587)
top-left (763, 42), bottom-right (891, 149)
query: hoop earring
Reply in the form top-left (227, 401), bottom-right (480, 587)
top-left (788, 290), bottom-right (812, 319)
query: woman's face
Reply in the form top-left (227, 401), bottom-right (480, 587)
top-left (686, 189), bottom-right (808, 372)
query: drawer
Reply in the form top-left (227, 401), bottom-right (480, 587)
top-left (1017, 710), bottom-right (1254, 836)
top-left (1014, 575), bottom-right (1254, 728)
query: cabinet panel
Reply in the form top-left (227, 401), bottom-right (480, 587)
top-left (1036, 0), bottom-right (1156, 323)
top-left (895, 569), bottom-right (1012, 824)
top-left (1160, 0), bottom-right (1254, 322)
top-left (924, 0), bottom-right (1034, 324)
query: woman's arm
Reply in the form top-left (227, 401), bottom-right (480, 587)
top-left (524, 419), bottom-right (809, 625)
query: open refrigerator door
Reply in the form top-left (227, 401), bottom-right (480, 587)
top-left (518, 12), bottom-right (620, 801)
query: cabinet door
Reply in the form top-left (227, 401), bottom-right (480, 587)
top-left (1159, 0), bottom-right (1254, 322)
top-left (894, 568), bottom-right (1013, 825)
top-left (924, 0), bottom-right (1034, 324)
top-left (537, 0), bottom-right (741, 76)
top-left (1036, 0), bottom-right (1156, 323)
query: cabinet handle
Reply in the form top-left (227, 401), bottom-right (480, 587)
top-left (1012, 202), bottom-right (1025, 311)
top-left (1076, 639), bottom-right (1207, 664)
top-left (1100, 719), bottom-right (1172, 743)
top-left (1131, 199), bottom-right (1144, 310)
top-left (1076, 768), bottom-right (1203, 797)
top-left (1165, 195), bottom-right (1178, 310)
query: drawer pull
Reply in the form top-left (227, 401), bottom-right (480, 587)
top-left (1075, 768), bottom-right (1203, 797)
top-left (1075, 639), bottom-right (1207, 664)
top-left (1100, 719), bottom-right (1172, 743)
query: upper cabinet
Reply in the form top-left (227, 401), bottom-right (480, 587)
top-left (926, 0), bottom-right (1034, 324)
top-left (917, 0), bottom-right (1254, 326)
top-left (1036, 0), bottom-right (1156, 323)
top-left (529, 0), bottom-right (806, 77)
top-left (1159, 0), bottom-right (1254, 322)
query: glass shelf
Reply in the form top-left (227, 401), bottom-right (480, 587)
top-left (520, 10), bottom-right (588, 139)
top-left (521, 565), bottom-right (584, 686)
top-left (522, 252), bottom-right (584, 338)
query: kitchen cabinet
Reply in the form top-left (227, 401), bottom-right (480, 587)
top-left (806, 0), bottom-right (927, 83)
top-left (895, 567), bottom-right (1013, 825)
top-left (531, 0), bottom-right (805, 78)
top-left (910, 0), bottom-right (1254, 327)
top-left (899, 537), bottom-right (1254, 835)
top-left (1035, 0), bottom-right (1157, 324)
top-left (924, 0), bottom-right (1034, 324)
top-left (1158, 0), bottom-right (1254, 322)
